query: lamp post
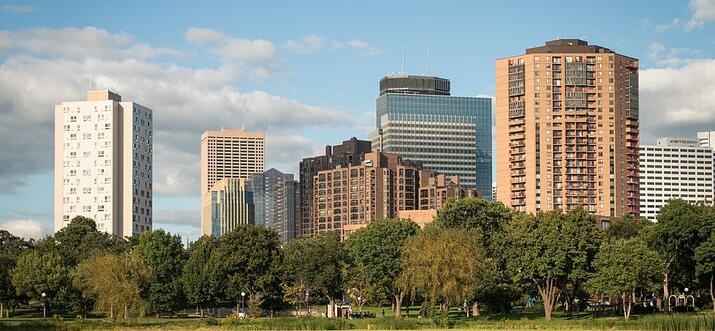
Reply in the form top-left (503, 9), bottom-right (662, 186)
top-left (41, 292), bottom-right (46, 318)
top-left (357, 297), bottom-right (362, 313)
top-left (241, 291), bottom-right (246, 313)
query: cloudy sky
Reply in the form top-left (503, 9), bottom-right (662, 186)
top-left (1, 0), bottom-right (715, 241)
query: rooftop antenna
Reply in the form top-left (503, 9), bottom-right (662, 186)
top-left (427, 48), bottom-right (431, 75)
top-left (401, 47), bottom-right (406, 75)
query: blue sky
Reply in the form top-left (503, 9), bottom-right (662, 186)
top-left (1, 0), bottom-right (715, 242)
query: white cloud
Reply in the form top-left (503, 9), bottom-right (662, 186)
top-left (688, 0), bottom-right (715, 29)
top-left (648, 42), bottom-right (665, 59)
top-left (345, 39), bottom-right (380, 56)
top-left (0, 4), bottom-right (34, 14)
top-left (284, 34), bottom-right (327, 54)
top-left (186, 27), bottom-right (276, 63)
top-left (0, 219), bottom-right (49, 239)
top-left (0, 26), bottom-right (353, 196)
top-left (640, 59), bottom-right (715, 143)
top-left (153, 209), bottom-right (200, 226)
top-left (647, 42), bottom-right (705, 67)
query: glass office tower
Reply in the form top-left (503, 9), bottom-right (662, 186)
top-left (368, 75), bottom-right (493, 198)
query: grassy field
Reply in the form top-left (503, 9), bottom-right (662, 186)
top-left (2, 310), bottom-right (715, 330)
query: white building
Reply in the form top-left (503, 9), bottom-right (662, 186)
top-left (697, 131), bottom-right (715, 148)
top-left (639, 137), bottom-right (713, 221)
top-left (54, 90), bottom-right (153, 237)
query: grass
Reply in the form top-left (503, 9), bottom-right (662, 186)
top-left (2, 310), bottom-right (715, 330)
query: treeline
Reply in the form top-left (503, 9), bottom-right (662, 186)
top-left (1, 198), bottom-right (715, 321)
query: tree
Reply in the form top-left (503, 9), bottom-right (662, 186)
top-left (399, 228), bottom-right (484, 310)
top-left (182, 235), bottom-right (219, 317)
top-left (0, 230), bottom-right (30, 317)
top-left (647, 199), bottom-right (714, 310)
top-left (53, 216), bottom-right (128, 267)
top-left (504, 209), bottom-right (602, 321)
top-left (75, 252), bottom-right (149, 319)
top-left (208, 225), bottom-right (282, 317)
top-left (283, 232), bottom-right (346, 318)
top-left (588, 238), bottom-right (664, 320)
top-left (11, 249), bottom-right (68, 315)
top-left (135, 230), bottom-right (186, 315)
top-left (695, 232), bottom-right (715, 312)
top-left (344, 219), bottom-right (419, 317)
top-left (606, 214), bottom-right (653, 240)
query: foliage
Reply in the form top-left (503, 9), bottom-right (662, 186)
top-left (53, 216), bottom-right (129, 267)
top-left (11, 248), bottom-right (68, 308)
top-left (399, 228), bottom-right (485, 307)
top-left (74, 252), bottom-right (150, 319)
top-left (283, 232), bottom-right (345, 317)
top-left (345, 218), bottom-right (419, 315)
top-left (695, 232), bottom-right (715, 312)
top-left (588, 238), bottom-right (664, 320)
top-left (605, 214), bottom-right (653, 240)
top-left (503, 208), bottom-right (602, 321)
top-left (0, 230), bottom-right (30, 316)
top-left (182, 235), bottom-right (219, 314)
top-left (432, 197), bottom-right (512, 254)
top-left (208, 225), bottom-right (283, 308)
top-left (135, 229), bottom-right (187, 314)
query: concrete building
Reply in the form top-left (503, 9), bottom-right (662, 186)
top-left (299, 137), bottom-right (371, 236)
top-left (202, 178), bottom-right (254, 236)
top-left (200, 128), bottom-right (264, 235)
top-left (250, 168), bottom-right (299, 243)
top-left (418, 174), bottom-right (479, 210)
top-left (54, 90), bottom-right (152, 237)
top-left (639, 137), bottom-right (714, 220)
top-left (495, 39), bottom-right (640, 219)
top-left (368, 75), bottom-right (493, 198)
top-left (697, 131), bottom-right (715, 148)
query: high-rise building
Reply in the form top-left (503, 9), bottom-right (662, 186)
top-left (200, 128), bottom-right (264, 235)
top-left (202, 178), bottom-right (254, 236)
top-left (54, 90), bottom-right (153, 237)
top-left (418, 174), bottom-right (479, 210)
top-left (697, 131), bottom-right (715, 148)
top-left (368, 75), bottom-right (493, 198)
top-left (495, 39), bottom-right (640, 219)
top-left (299, 137), bottom-right (371, 236)
top-left (640, 137), bottom-right (714, 220)
top-left (250, 168), bottom-right (300, 243)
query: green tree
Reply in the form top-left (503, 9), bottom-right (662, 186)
top-left (182, 235), bottom-right (219, 317)
top-left (504, 209), bottom-right (602, 321)
top-left (647, 199), bottom-right (714, 308)
top-left (0, 230), bottom-right (30, 317)
top-left (283, 232), bottom-right (345, 318)
top-left (208, 225), bottom-right (282, 316)
top-left (344, 219), bottom-right (419, 317)
top-left (695, 232), bottom-right (715, 312)
top-left (588, 238), bottom-right (664, 320)
top-left (606, 214), bottom-right (653, 240)
top-left (399, 228), bottom-right (484, 310)
top-left (135, 230), bottom-right (186, 315)
top-left (75, 252), bottom-right (149, 319)
top-left (11, 249), bottom-right (68, 316)
top-left (53, 216), bottom-right (128, 267)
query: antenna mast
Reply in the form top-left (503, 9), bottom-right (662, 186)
top-left (427, 48), bottom-right (431, 75)
top-left (401, 47), bottom-right (406, 75)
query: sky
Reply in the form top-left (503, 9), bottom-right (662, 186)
top-left (1, 0), bottom-right (715, 242)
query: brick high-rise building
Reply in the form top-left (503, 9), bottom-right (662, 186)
top-left (299, 137), bottom-right (371, 236)
top-left (495, 39), bottom-right (640, 219)
top-left (54, 90), bottom-right (153, 237)
top-left (200, 128), bottom-right (264, 235)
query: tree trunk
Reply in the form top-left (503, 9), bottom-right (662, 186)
top-left (326, 297), bottom-right (336, 318)
top-left (710, 274), bottom-right (715, 314)
top-left (622, 292), bottom-right (633, 320)
top-left (663, 272), bottom-right (670, 311)
top-left (1, 302), bottom-right (3, 319)
top-left (472, 302), bottom-right (480, 316)
top-left (124, 305), bottom-right (128, 319)
top-left (394, 292), bottom-right (404, 318)
top-left (536, 277), bottom-right (560, 321)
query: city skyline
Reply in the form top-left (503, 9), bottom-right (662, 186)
top-left (2, 0), bottom-right (715, 242)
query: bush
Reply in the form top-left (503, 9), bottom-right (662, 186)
top-left (431, 310), bottom-right (455, 329)
top-left (205, 316), bottom-right (219, 326)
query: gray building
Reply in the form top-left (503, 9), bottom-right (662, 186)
top-left (250, 168), bottom-right (300, 243)
top-left (368, 75), bottom-right (493, 198)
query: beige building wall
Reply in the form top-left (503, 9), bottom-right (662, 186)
top-left (496, 39), bottom-right (639, 219)
top-left (201, 178), bottom-right (254, 236)
top-left (55, 90), bottom-right (152, 237)
top-left (200, 129), bottom-right (264, 235)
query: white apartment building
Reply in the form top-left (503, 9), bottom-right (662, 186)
top-left (697, 131), bottom-right (715, 148)
top-left (54, 90), bottom-right (153, 237)
top-left (200, 128), bottom-right (264, 235)
top-left (639, 137), bottom-right (713, 221)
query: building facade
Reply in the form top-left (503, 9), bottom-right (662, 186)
top-left (495, 39), bottom-right (640, 219)
top-left (418, 174), bottom-right (479, 210)
top-left (202, 178), bottom-right (254, 236)
top-left (200, 128), bottom-right (264, 235)
top-left (697, 131), bottom-right (715, 148)
top-left (640, 137), bottom-right (714, 220)
top-left (368, 75), bottom-right (493, 198)
top-left (54, 90), bottom-right (153, 237)
top-left (250, 168), bottom-right (300, 243)
top-left (299, 137), bottom-right (371, 236)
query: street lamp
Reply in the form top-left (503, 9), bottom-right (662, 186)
top-left (41, 292), bottom-right (46, 318)
top-left (241, 292), bottom-right (246, 312)
top-left (357, 297), bottom-right (362, 313)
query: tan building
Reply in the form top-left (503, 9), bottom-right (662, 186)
top-left (54, 90), bottom-right (153, 237)
top-left (200, 129), bottom-right (264, 235)
top-left (495, 39), bottom-right (639, 219)
top-left (201, 178), bottom-right (254, 236)
top-left (313, 151), bottom-right (477, 238)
